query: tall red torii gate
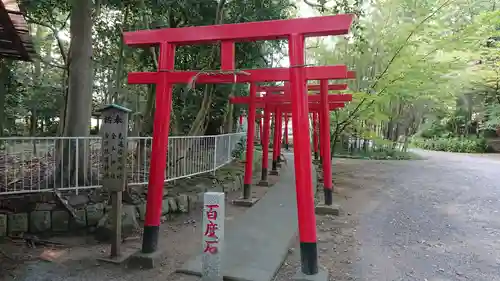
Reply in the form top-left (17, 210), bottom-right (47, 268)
top-left (124, 14), bottom-right (355, 277)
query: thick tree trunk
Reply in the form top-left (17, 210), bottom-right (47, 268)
top-left (57, 0), bottom-right (94, 187)
top-left (0, 59), bottom-right (11, 140)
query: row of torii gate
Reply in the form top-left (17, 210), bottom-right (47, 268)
top-left (124, 13), bottom-right (356, 278)
top-left (233, 81), bottom-right (353, 206)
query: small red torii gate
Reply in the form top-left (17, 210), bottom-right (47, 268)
top-left (232, 88), bottom-right (353, 206)
top-left (235, 82), bottom-right (353, 173)
top-left (124, 14), bottom-right (355, 277)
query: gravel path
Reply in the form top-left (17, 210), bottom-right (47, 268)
top-left (276, 150), bottom-right (500, 281)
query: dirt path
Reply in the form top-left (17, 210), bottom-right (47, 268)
top-left (276, 151), bottom-right (500, 281)
top-left (0, 172), bottom-right (274, 281)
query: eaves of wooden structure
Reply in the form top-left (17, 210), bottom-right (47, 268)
top-left (0, 0), bottom-right (36, 61)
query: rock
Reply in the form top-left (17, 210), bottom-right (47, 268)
top-left (94, 205), bottom-right (140, 242)
top-left (86, 203), bottom-right (105, 226)
top-left (162, 199), bottom-right (169, 215)
top-left (177, 194), bottom-right (189, 213)
top-left (35, 203), bottom-right (57, 211)
top-left (52, 210), bottom-right (70, 232)
top-left (68, 194), bottom-right (90, 207)
top-left (237, 175), bottom-right (244, 189)
top-left (123, 190), bottom-right (142, 204)
top-left (233, 180), bottom-right (241, 191)
top-left (168, 197), bottom-right (178, 212)
top-left (89, 191), bottom-right (108, 203)
top-left (195, 182), bottom-right (210, 192)
top-left (70, 208), bottom-right (87, 229)
top-left (0, 214), bottom-right (6, 237)
top-left (197, 192), bottom-right (204, 205)
top-left (137, 203), bottom-right (147, 220)
top-left (8, 213), bottom-right (28, 235)
top-left (189, 194), bottom-right (198, 209)
top-left (222, 182), bottom-right (230, 192)
top-left (30, 211), bottom-right (51, 233)
top-left (177, 182), bottom-right (197, 193)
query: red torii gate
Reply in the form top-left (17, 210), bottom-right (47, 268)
top-left (251, 103), bottom-right (346, 189)
top-left (230, 85), bottom-right (352, 204)
top-left (258, 80), bottom-right (352, 151)
top-left (231, 93), bottom-right (352, 171)
top-left (124, 14), bottom-right (354, 276)
top-left (234, 83), bottom-right (353, 170)
top-left (231, 89), bottom-right (352, 206)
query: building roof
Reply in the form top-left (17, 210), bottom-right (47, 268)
top-left (0, 0), bottom-right (36, 61)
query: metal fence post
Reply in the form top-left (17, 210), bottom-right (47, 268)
top-left (228, 135), bottom-right (231, 163)
top-left (75, 138), bottom-right (79, 195)
top-left (213, 136), bottom-right (217, 174)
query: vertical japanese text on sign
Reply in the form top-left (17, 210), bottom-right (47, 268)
top-left (203, 204), bottom-right (220, 254)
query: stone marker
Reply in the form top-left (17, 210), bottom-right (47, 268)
top-left (96, 104), bottom-right (131, 263)
top-left (30, 210), bottom-right (51, 233)
top-left (51, 210), bottom-right (70, 232)
top-left (8, 213), bottom-right (28, 234)
top-left (202, 192), bottom-right (225, 281)
top-left (0, 214), bottom-right (6, 237)
top-left (86, 203), bottom-right (104, 226)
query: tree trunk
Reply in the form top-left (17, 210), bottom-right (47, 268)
top-left (57, 0), bottom-right (94, 187)
top-left (113, 7), bottom-right (128, 104)
top-left (224, 102), bottom-right (234, 133)
top-left (0, 59), bottom-right (11, 140)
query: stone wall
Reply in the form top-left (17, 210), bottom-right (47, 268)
top-left (0, 157), bottom-right (259, 239)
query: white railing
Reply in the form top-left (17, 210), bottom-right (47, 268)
top-left (0, 132), bottom-right (246, 195)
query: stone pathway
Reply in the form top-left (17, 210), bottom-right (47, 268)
top-left (178, 154), bottom-right (307, 281)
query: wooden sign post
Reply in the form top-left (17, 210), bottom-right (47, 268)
top-left (97, 104), bottom-right (131, 260)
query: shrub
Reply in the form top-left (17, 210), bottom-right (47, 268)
top-left (412, 137), bottom-right (488, 153)
top-left (232, 136), bottom-right (247, 158)
top-left (333, 145), bottom-right (419, 160)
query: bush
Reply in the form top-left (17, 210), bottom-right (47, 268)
top-left (232, 135), bottom-right (247, 158)
top-left (412, 137), bottom-right (488, 153)
top-left (333, 146), bottom-right (419, 160)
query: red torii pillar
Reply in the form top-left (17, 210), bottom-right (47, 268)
top-left (284, 113), bottom-right (289, 150)
top-left (242, 84), bottom-right (257, 201)
top-left (258, 115), bottom-right (263, 144)
top-left (270, 107), bottom-right (282, 174)
top-left (259, 106), bottom-right (271, 186)
top-left (312, 112), bottom-right (319, 160)
top-left (319, 80), bottom-right (335, 206)
top-left (239, 109), bottom-right (246, 131)
top-left (254, 113), bottom-right (265, 146)
top-left (124, 14), bottom-right (354, 276)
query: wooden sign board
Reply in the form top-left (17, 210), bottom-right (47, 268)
top-left (97, 104), bottom-right (131, 192)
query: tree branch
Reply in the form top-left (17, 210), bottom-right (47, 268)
top-left (303, 0), bottom-right (324, 8)
top-left (370, 0), bottom-right (455, 90)
top-left (25, 14), bottom-right (69, 66)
